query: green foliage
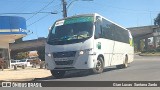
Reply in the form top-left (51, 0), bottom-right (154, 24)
top-left (14, 38), bottom-right (23, 43)
top-left (134, 44), bottom-right (138, 52)
top-left (141, 46), bottom-right (160, 53)
top-left (156, 46), bottom-right (160, 52)
top-left (140, 40), bottom-right (145, 52)
top-left (16, 52), bottom-right (28, 59)
top-left (141, 49), bottom-right (156, 53)
top-left (154, 13), bottom-right (160, 26)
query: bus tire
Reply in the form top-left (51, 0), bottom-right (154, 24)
top-left (116, 55), bottom-right (128, 69)
top-left (92, 57), bottom-right (104, 74)
top-left (50, 70), bottom-right (66, 78)
top-left (123, 55), bottom-right (128, 68)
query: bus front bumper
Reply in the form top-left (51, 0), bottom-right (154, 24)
top-left (45, 54), bottom-right (97, 70)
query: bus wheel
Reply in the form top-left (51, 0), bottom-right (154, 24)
top-left (116, 55), bottom-right (128, 69)
top-left (50, 70), bottom-right (66, 78)
top-left (92, 57), bottom-right (104, 74)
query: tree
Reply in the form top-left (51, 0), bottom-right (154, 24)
top-left (16, 52), bottom-right (28, 59)
top-left (15, 38), bottom-right (23, 43)
top-left (140, 40), bottom-right (145, 52)
top-left (154, 13), bottom-right (160, 26)
top-left (37, 48), bottom-right (45, 61)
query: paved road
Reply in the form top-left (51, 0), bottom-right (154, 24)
top-left (1, 55), bottom-right (160, 90)
top-left (31, 55), bottom-right (160, 90)
top-left (35, 55), bottom-right (160, 81)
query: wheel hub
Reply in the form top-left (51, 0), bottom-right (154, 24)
top-left (96, 60), bottom-right (102, 71)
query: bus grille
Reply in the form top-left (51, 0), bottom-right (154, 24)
top-left (53, 51), bottom-right (76, 58)
top-left (55, 60), bottom-right (73, 65)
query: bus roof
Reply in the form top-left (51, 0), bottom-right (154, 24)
top-left (55, 13), bottom-right (95, 21)
top-left (55, 13), bottom-right (129, 31)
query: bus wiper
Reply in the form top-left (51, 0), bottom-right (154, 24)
top-left (50, 38), bottom-right (61, 41)
top-left (77, 35), bottom-right (89, 39)
top-left (71, 35), bottom-right (89, 39)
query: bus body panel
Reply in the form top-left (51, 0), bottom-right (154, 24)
top-left (93, 38), bottom-right (115, 67)
top-left (112, 41), bottom-right (130, 66)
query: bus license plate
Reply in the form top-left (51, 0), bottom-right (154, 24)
top-left (54, 58), bottom-right (68, 61)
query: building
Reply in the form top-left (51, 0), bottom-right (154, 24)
top-left (128, 25), bottom-right (160, 51)
top-left (0, 16), bottom-right (27, 68)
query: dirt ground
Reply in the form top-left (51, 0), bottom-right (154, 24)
top-left (0, 67), bottom-right (51, 81)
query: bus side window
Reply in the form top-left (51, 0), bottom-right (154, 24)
top-left (94, 19), bottom-right (102, 39)
top-left (113, 25), bottom-right (129, 43)
top-left (101, 19), bottom-right (114, 40)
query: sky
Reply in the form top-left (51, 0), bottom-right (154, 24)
top-left (0, 0), bottom-right (160, 41)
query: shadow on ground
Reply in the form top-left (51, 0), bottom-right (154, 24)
top-left (33, 66), bottom-right (123, 81)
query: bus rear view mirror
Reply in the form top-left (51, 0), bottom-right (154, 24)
top-left (96, 16), bottom-right (102, 22)
top-left (48, 26), bottom-right (52, 31)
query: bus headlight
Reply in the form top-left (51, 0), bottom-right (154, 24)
top-left (79, 49), bottom-right (92, 55)
top-left (79, 51), bottom-right (84, 55)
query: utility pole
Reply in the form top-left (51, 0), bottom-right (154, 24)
top-left (61, 0), bottom-right (93, 18)
top-left (62, 0), bottom-right (67, 18)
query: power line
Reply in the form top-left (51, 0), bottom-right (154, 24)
top-left (27, 14), bottom-right (51, 27)
top-left (53, 4), bottom-right (63, 13)
top-left (27, 14), bottom-right (51, 37)
top-left (26, 0), bottom-right (55, 21)
top-left (2, 0), bottom-right (53, 3)
top-left (0, 12), bottom-right (57, 15)
top-left (41, 3), bottom-right (62, 15)
top-left (26, 5), bottom-right (62, 27)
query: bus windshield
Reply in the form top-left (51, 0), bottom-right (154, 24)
top-left (47, 17), bottom-right (94, 45)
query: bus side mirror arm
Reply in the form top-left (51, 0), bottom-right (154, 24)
top-left (94, 35), bottom-right (98, 39)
